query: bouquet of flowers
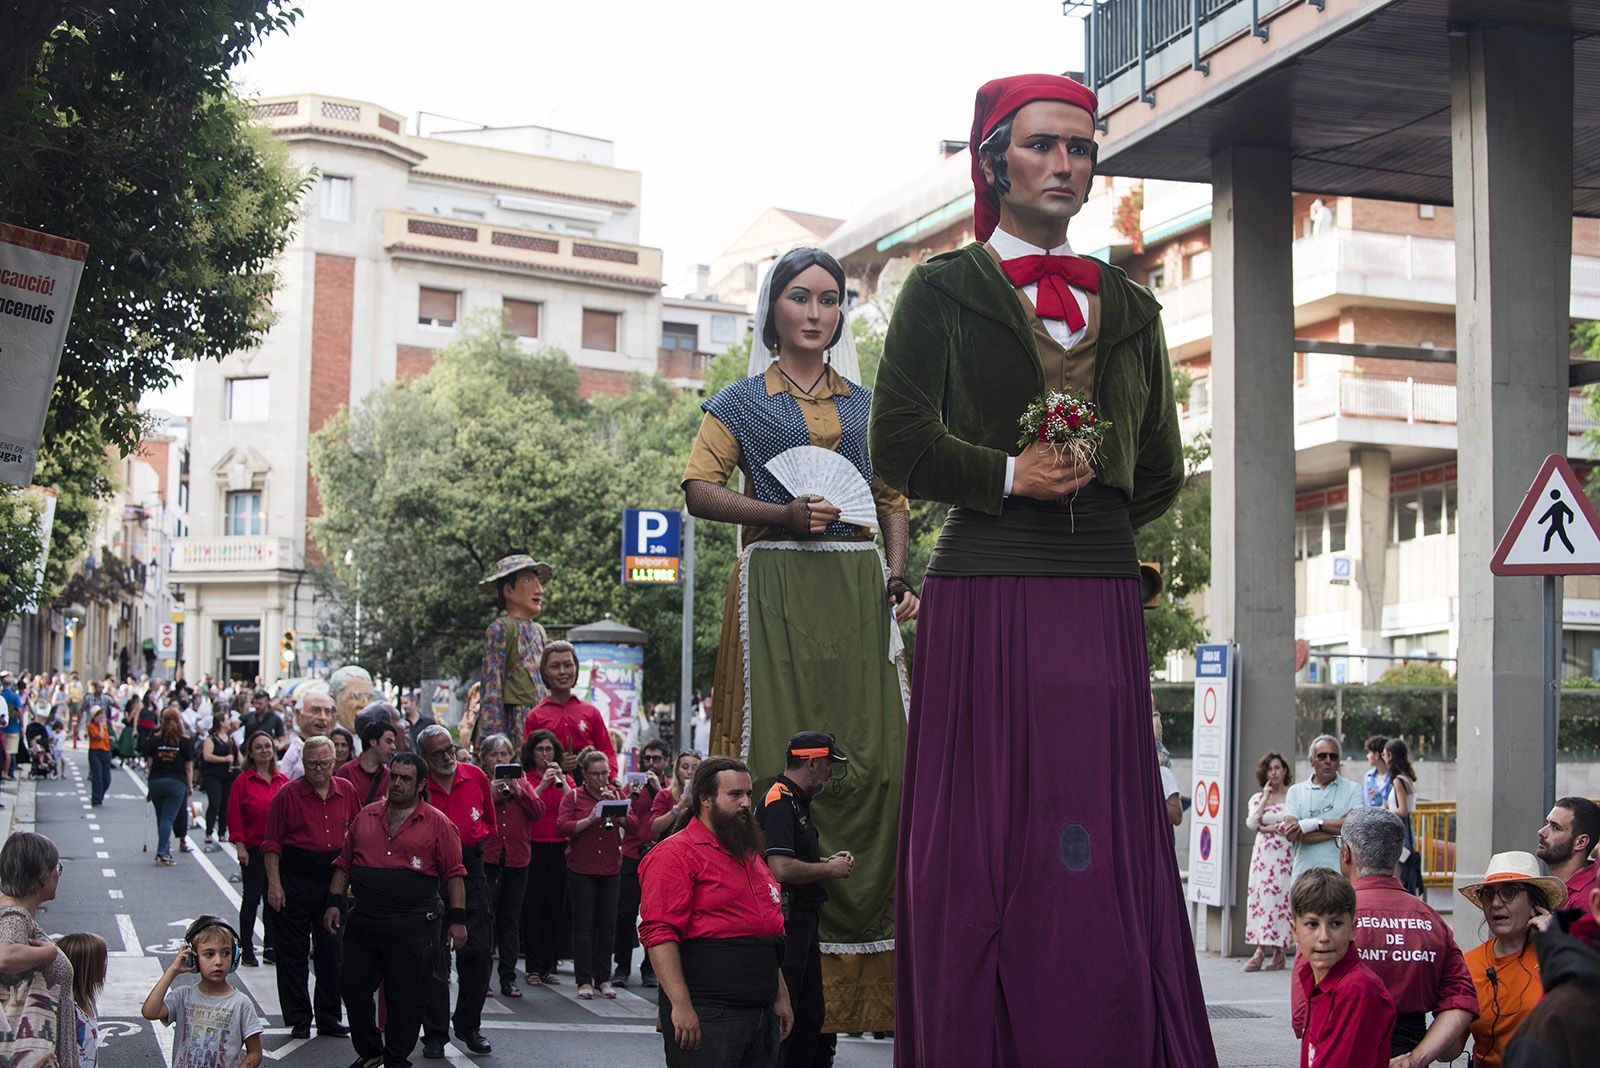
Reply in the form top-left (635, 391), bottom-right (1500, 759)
top-left (1015, 388), bottom-right (1110, 471)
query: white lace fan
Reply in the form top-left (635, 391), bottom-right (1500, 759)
top-left (765, 446), bottom-right (879, 532)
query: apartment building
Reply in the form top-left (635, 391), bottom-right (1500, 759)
top-left (170, 93), bottom-right (666, 684)
top-left (827, 161), bottom-right (1600, 682)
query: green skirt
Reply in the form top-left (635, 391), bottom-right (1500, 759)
top-left (711, 539), bottom-right (908, 1030)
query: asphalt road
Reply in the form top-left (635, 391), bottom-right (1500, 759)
top-left (25, 746), bottom-right (896, 1067)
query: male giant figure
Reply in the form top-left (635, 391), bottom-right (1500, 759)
top-left (871, 73), bottom-right (1216, 1065)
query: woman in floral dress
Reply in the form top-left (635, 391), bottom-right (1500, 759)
top-left (1243, 751), bottom-right (1294, 970)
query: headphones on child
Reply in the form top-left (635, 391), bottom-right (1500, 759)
top-left (183, 916), bottom-right (243, 974)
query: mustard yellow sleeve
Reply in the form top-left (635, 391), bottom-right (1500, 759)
top-left (871, 474), bottom-right (909, 516)
top-left (682, 413), bottom-right (743, 488)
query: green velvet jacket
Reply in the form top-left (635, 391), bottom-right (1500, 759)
top-left (869, 241), bottom-right (1184, 529)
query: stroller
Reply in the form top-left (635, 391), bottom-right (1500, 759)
top-left (23, 721), bottom-right (57, 779)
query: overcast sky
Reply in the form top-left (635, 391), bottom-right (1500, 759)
top-left (235, 0), bottom-right (1086, 274)
top-left (145, 1), bottom-right (1085, 415)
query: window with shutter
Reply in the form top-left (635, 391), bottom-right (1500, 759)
top-left (504, 298), bottom-right (540, 338)
top-left (418, 287), bottom-right (459, 327)
top-left (582, 309), bottom-right (619, 352)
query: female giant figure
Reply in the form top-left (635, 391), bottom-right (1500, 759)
top-left (869, 74), bottom-right (1215, 1065)
top-left (682, 246), bottom-right (914, 1033)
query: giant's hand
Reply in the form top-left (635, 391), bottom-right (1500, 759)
top-left (783, 495), bottom-right (842, 534)
top-left (1011, 444), bottom-right (1096, 501)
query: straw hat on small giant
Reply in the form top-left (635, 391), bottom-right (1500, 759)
top-left (479, 554), bottom-right (554, 588)
top-left (1458, 851), bottom-right (1568, 911)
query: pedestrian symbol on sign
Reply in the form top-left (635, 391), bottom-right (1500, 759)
top-left (1539, 490), bottom-right (1575, 554)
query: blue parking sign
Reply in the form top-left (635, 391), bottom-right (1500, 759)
top-left (622, 509), bottom-right (682, 584)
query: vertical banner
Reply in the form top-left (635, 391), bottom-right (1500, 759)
top-left (0, 223), bottom-right (89, 486)
top-left (1187, 642), bottom-right (1237, 907)
top-left (573, 641), bottom-right (644, 739)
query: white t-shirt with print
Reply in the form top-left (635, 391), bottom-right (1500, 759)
top-left (164, 984), bottom-right (264, 1068)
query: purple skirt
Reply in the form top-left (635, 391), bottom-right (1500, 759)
top-left (895, 576), bottom-right (1217, 1067)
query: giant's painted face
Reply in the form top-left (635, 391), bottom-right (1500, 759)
top-left (989, 99), bottom-right (1096, 232)
top-left (334, 675), bottom-right (376, 733)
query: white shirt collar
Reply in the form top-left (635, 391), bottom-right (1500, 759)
top-left (988, 226), bottom-right (1075, 260)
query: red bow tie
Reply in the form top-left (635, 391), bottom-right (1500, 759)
top-left (999, 254), bottom-right (1100, 332)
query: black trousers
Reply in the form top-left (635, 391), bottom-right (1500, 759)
top-left (342, 909), bottom-right (438, 1068)
top-left (522, 841), bottom-right (567, 977)
top-left (568, 871), bottom-right (620, 987)
top-left (424, 876), bottom-right (493, 1040)
top-left (778, 910), bottom-right (834, 1068)
top-left (484, 862), bottom-right (529, 986)
top-left (663, 1002), bottom-right (781, 1068)
top-left (200, 773), bottom-right (231, 838)
top-left (238, 851), bottom-right (274, 956)
top-left (272, 869), bottom-right (343, 1028)
top-left (613, 853), bottom-right (654, 979)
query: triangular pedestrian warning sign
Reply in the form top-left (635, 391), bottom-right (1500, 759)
top-left (1490, 454), bottom-right (1600, 576)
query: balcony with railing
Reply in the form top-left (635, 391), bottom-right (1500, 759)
top-left (170, 536), bottom-right (297, 575)
top-left (383, 211), bottom-right (662, 291)
top-left (1154, 228), bottom-right (1600, 349)
top-left (1181, 371), bottom-right (1599, 445)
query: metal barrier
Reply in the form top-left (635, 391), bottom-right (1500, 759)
top-left (1412, 800), bottom-right (1455, 888)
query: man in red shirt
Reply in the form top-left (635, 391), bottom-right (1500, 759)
top-left (326, 752), bottom-right (467, 1068)
top-left (1536, 796), bottom-right (1599, 907)
top-left (1294, 867), bottom-right (1396, 1068)
top-left (337, 702), bottom-right (399, 806)
top-left (416, 724), bottom-right (497, 1059)
top-left (613, 738), bottom-right (669, 989)
top-left (639, 755), bottom-right (793, 1063)
top-left (1292, 808), bottom-right (1477, 1066)
top-left (263, 735), bottom-right (361, 1039)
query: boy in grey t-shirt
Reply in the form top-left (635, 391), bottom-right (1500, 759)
top-left (142, 916), bottom-right (264, 1068)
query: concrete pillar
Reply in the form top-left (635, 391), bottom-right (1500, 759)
top-left (1451, 25), bottom-right (1573, 941)
top-left (1208, 145), bottom-right (1297, 955)
top-left (1348, 448), bottom-right (1391, 682)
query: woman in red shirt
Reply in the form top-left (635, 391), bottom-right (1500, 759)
top-left (519, 729), bottom-right (574, 987)
top-left (478, 732), bottom-right (543, 999)
top-left (225, 730), bottom-right (287, 966)
top-left (556, 747), bottom-right (647, 999)
top-left (521, 643), bottom-right (616, 778)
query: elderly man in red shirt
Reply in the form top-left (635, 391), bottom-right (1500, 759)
top-left (325, 751), bottom-right (468, 1068)
top-left (639, 755), bottom-right (793, 1065)
top-left (1292, 807), bottom-right (1477, 1067)
top-left (416, 724), bottom-right (497, 1059)
top-left (263, 735), bottom-right (361, 1040)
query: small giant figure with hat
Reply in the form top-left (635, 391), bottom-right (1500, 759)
top-left (870, 74), bottom-right (1214, 1063)
top-left (478, 555), bottom-right (554, 744)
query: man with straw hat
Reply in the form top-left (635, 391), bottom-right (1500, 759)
top-left (1457, 852), bottom-right (1565, 1067)
top-left (478, 555), bottom-right (553, 744)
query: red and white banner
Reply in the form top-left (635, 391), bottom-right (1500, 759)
top-left (0, 222), bottom-right (88, 486)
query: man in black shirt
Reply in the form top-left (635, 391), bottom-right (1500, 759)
top-left (757, 732), bottom-right (855, 1068)
top-left (242, 688), bottom-right (287, 757)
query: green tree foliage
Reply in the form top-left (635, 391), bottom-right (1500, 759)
top-left (1136, 424), bottom-right (1212, 668)
top-left (1375, 660), bottom-right (1455, 686)
top-left (0, 1), bottom-right (305, 613)
top-left (0, 488), bottom-right (47, 644)
top-left (310, 314), bottom-right (744, 700)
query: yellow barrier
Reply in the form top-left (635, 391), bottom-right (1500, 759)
top-left (1412, 800), bottom-right (1456, 888)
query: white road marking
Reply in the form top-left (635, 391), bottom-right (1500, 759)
top-left (110, 914), bottom-right (141, 957)
top-left (93, 837), bottom-right (104, 843)
top-left (109, 889), bottom-right (124, 899)
top-left (478, 1020), bottom-right (658, 1033)
top-left (89, 824), bottom-right (100, 831)
top-left (97, 851), bottom-right (109, 859)
top-left (101, 867), bottom-right (117, 877)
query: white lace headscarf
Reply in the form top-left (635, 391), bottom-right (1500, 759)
top-left (746, 247), bottom-right (862, 385)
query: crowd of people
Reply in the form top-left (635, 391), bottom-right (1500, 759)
top-left (1233, 736), bottom-right (1600, 1067)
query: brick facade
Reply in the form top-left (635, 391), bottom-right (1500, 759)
top-left (577, 366), bottom-right (632, 398)
top-left (395, 345), bottom-right (436, 383)
top-left (306, 254), bottom-right (355, 550)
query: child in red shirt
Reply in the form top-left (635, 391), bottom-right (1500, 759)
top-left (1293, 868), bottom-right (1396, 1068)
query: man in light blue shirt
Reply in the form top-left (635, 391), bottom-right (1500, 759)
top-left (1281, 734), bottom-right (1364, 883)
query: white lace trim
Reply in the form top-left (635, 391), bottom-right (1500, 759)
top-left (820, 939), bottom-right (895, 955)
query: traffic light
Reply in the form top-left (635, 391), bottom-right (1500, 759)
top-left (1138, 561), bottom-right (1163, 609)
top-left (280, 629), bottom-right (297, 665)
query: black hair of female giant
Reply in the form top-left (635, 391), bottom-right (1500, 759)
top-left (761, 247), bottom-right (848, 354)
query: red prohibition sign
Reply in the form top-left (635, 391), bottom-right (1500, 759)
top-left (1202, 687), bottom-right (1217, 724)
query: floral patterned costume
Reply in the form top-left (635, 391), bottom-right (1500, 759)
top-left (1244, 792), bottom-right (1295, 948)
